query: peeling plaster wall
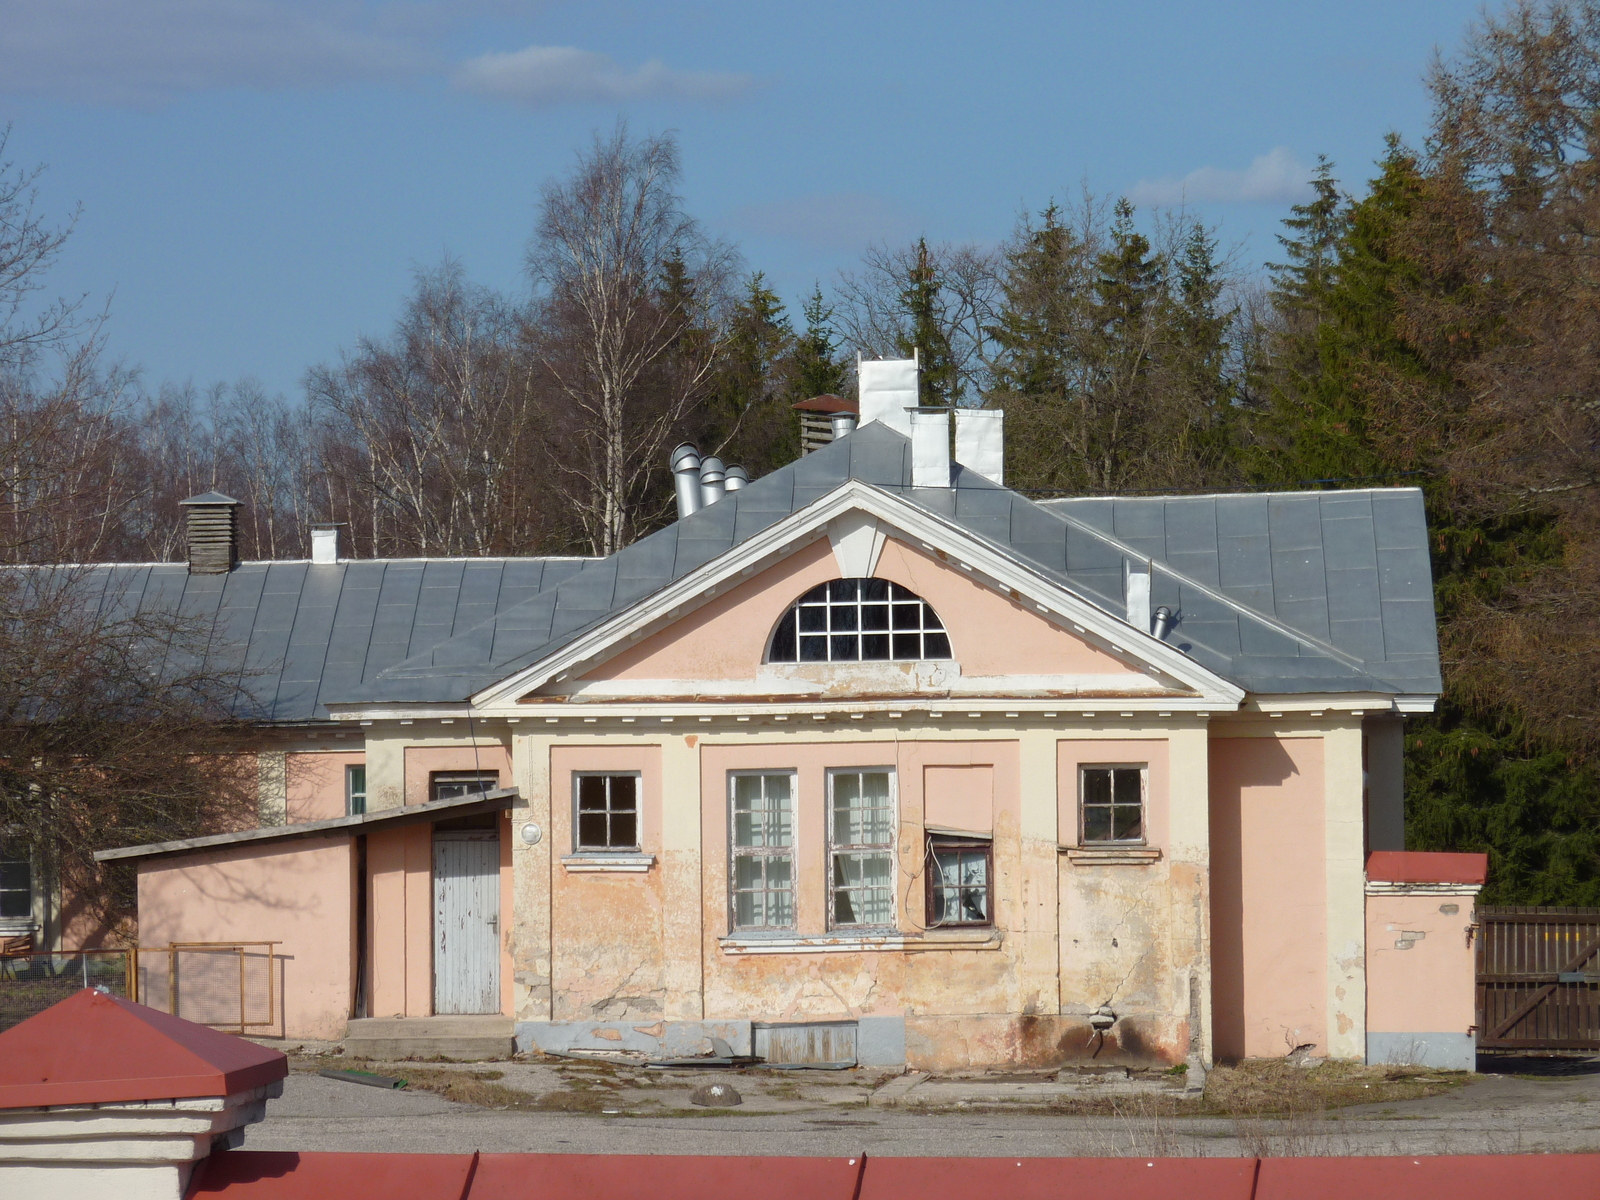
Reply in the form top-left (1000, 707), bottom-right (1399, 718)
top-left (548, 743), bottom-right (668, 1021)
top-left (402, 743), bottom-right (510, 805)
top-left (1055, 739), bottom-right (1194, 1068)
top-left (1365, 890), bottom-right (1477, 1042)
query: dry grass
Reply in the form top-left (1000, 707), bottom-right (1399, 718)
top-left (1203, 1058), bottom-right (1467, 1116)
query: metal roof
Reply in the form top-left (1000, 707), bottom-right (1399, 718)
top-left (51, 556), bottom-right (591, 722)
top-left (333, 422), bottom-right (1442, 706)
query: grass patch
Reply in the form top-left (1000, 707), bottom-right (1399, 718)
top-left (1203, 1058), bottom-right (1467, 1115)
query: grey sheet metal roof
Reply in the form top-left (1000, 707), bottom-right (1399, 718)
top-left (333, 422), bottom-right (1442, 706)
top-left (55, 556), bottom-right (590, 722)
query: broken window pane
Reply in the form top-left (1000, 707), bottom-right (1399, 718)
top-left (829, 770), bottom-right (895, 928)
top-left (1080, 766), bottom-right (1146, 844)
top-left (928, 837), bottom-right (992, 926)
top-left (730, 772), bottom-right (795, 930)
top-left (574, 773), bottom-right (640, 851)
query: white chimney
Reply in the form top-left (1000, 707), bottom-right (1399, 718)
top-left (1126, 567), bottom-right (1152, 632)
top-left (310, 527), bottom-right (339, 565)
top-left (858, 354), bottom-right (919, 438)
top-left (954, 408), bottom-right (1004, 486)
top-left (911, 409), bottom-right (952, 488)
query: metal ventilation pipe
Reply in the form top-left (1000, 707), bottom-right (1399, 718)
top-left (699, 455), bottom-right (727, 507)
top-left (671, 443), bottom-right (702, 519)
top-left (830, 412), bottom-right (858, 440)
top-left (724, 465), bottom-right (749, 492)
top-left (1152, 606), bottom-right (1176, 640)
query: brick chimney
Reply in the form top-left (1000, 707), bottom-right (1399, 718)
top-left (178, 492), bottom-right (242, 575)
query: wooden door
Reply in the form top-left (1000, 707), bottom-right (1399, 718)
top-left (433, 832), bottom-right (500, 1015)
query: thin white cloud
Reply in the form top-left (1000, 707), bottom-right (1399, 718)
top-left (0, 0), bottom-right (437, 105)
top-left (727, 193), bottom-right (918, 253)
top-left (452, 45), bottom-right (754, 106)
top-left (1128, 147), bottom-right (1314, 207)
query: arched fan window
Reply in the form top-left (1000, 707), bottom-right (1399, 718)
top-left (767, 579), bottom-right (951, 663)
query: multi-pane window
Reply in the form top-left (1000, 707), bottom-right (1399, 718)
top-left (431, 772), bottom-right (499, 802)
top-left (0, 843), bottom-right (30, 921)
top-left (768, 579), bottom-right (951, 663)
top-left (1080, 766), bottom-right (1146, 844)
top-left (926, 836), bottom-right (992, 927)
top-left (828, 769), bottom-right (896, 928)
top-left (346, 765), bottom-right (367, 816)
top-left (729, 772), bottom-right (795, 930)
top-left (575, 773), bottom-right (640, 851)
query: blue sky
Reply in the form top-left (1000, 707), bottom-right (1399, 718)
top-left (2, 0), bottom-right (1490, 399)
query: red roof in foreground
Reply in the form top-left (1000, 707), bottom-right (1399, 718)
top-left (791, 393), bottom-right (858, 414)
top-left (0, 988), bottom-right (287, 1109)
top-left (187, 1151), bottom-right (1600, 1199)
top-left (1366, 851), bottom-right (1489, 886)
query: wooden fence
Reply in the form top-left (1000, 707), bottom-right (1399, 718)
top-left (1476, 905), bottom-right (1600, 1051)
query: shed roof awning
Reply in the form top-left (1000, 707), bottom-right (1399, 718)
top-left (93, 788), bottom-right (518, 865)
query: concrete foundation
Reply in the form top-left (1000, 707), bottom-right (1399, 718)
top-left (1366, 1031), bottom-right (1476, 1072)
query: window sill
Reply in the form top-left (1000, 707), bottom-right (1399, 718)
top-left (561, 854), bottom-right (655, 874)
top-left (1062, 846), bottom-right (1162, 865)
top-left (720, 928), bottom-right (1001, 955)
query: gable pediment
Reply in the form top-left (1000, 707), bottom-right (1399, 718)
top-left (461, 486), bottom-right (1245, 712)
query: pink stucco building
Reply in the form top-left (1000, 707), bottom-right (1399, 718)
top-left (93, 366), bottom-right (1482, 1071)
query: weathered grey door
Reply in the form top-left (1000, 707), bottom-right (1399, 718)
top-left (433, 832), bottom-right (500, 1015)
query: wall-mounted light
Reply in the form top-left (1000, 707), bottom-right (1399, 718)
top-left (520, 823), bottom-right (543, 846)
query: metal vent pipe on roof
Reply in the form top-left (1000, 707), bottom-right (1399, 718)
top-left (671, 443), bottom-right (702, 519)
top-left (1152, 606), bottom-right (1175, 640)
top-left (724, 465), bottom-right (749, 492)
top-left (699, 456), bottom-right (727, 507)
top-left (830, 412), bottom-right (858, 440)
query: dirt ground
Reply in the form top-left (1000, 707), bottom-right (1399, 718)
top-left (241, 1051), bottom-right (1600, 1158)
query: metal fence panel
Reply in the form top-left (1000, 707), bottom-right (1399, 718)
top-left (0, 951), bottom-right (134, 1031)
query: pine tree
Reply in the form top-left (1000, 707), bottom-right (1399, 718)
top-left (895, 238), bottom-right (959, 405)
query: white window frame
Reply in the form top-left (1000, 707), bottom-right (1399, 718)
top-left (826, 767), bottom-right (898, 931)
top-left (572, 771), bottom-right (642, 853)
top-left (728, 770), bottom-right (797, 932)
top-left (346, 764), bottom-right (367, 816)
top-left (1078, 763), bottom-right (1148, 846)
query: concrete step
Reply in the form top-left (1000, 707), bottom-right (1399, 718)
top-left (344, 1016), bottom-right (514, 1062)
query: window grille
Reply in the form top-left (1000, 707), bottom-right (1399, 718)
top-left (768, 579), bottom-right (950, 663)
top-left (346, 765), bottom-right (367, 816)
top-left (1080, 765), bottom-right (1146, 844)
top-left (730, 772), bottom-right (796, 930)
top-left (926, 836), bottom-right (992, 926)
top-left (575, 773), bottom-right (640, 851)
top-left (828, 769), bottom-right (896, 928)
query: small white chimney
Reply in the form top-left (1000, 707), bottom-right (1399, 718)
top-left (858, 353), bottom-right (919, 438)
top-left (1126, 567), bottom-right (1152, 632)
top-left (954, 409), bottom-right (1004, 486)
top-left (310, 526), bottom-right (339, 565)
top-left (911, 409), bottom-right (952, 488)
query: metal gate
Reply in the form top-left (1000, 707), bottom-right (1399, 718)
top-left (1476, 906), bottom-right (1600, 1051)
top-left (433, 832), bottom-right (500, 1015)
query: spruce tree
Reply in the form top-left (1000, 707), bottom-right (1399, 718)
top-left (895, 238), bottom-right (959, 405)
top-left (789, 285), bottom-right (848, 400)
top-left (699, 272), bottom-right (796, 475)
top-left (1268, 154), bottom-right (1345, 314)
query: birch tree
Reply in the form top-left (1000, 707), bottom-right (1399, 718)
top-left (528, 126), bottom-right (736, 555)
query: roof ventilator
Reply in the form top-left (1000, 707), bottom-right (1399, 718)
top-left (1152, 606), bottom-right (1176, 640)
top-left (178, 491), bottom-right (242, 575)
top-left (670, 444), bottom-right (749, 519)
top-left (310, 525), bottom-right (340, 565)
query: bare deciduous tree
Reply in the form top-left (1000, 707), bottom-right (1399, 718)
top-left (528, 125), bottom-right (737, 554)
